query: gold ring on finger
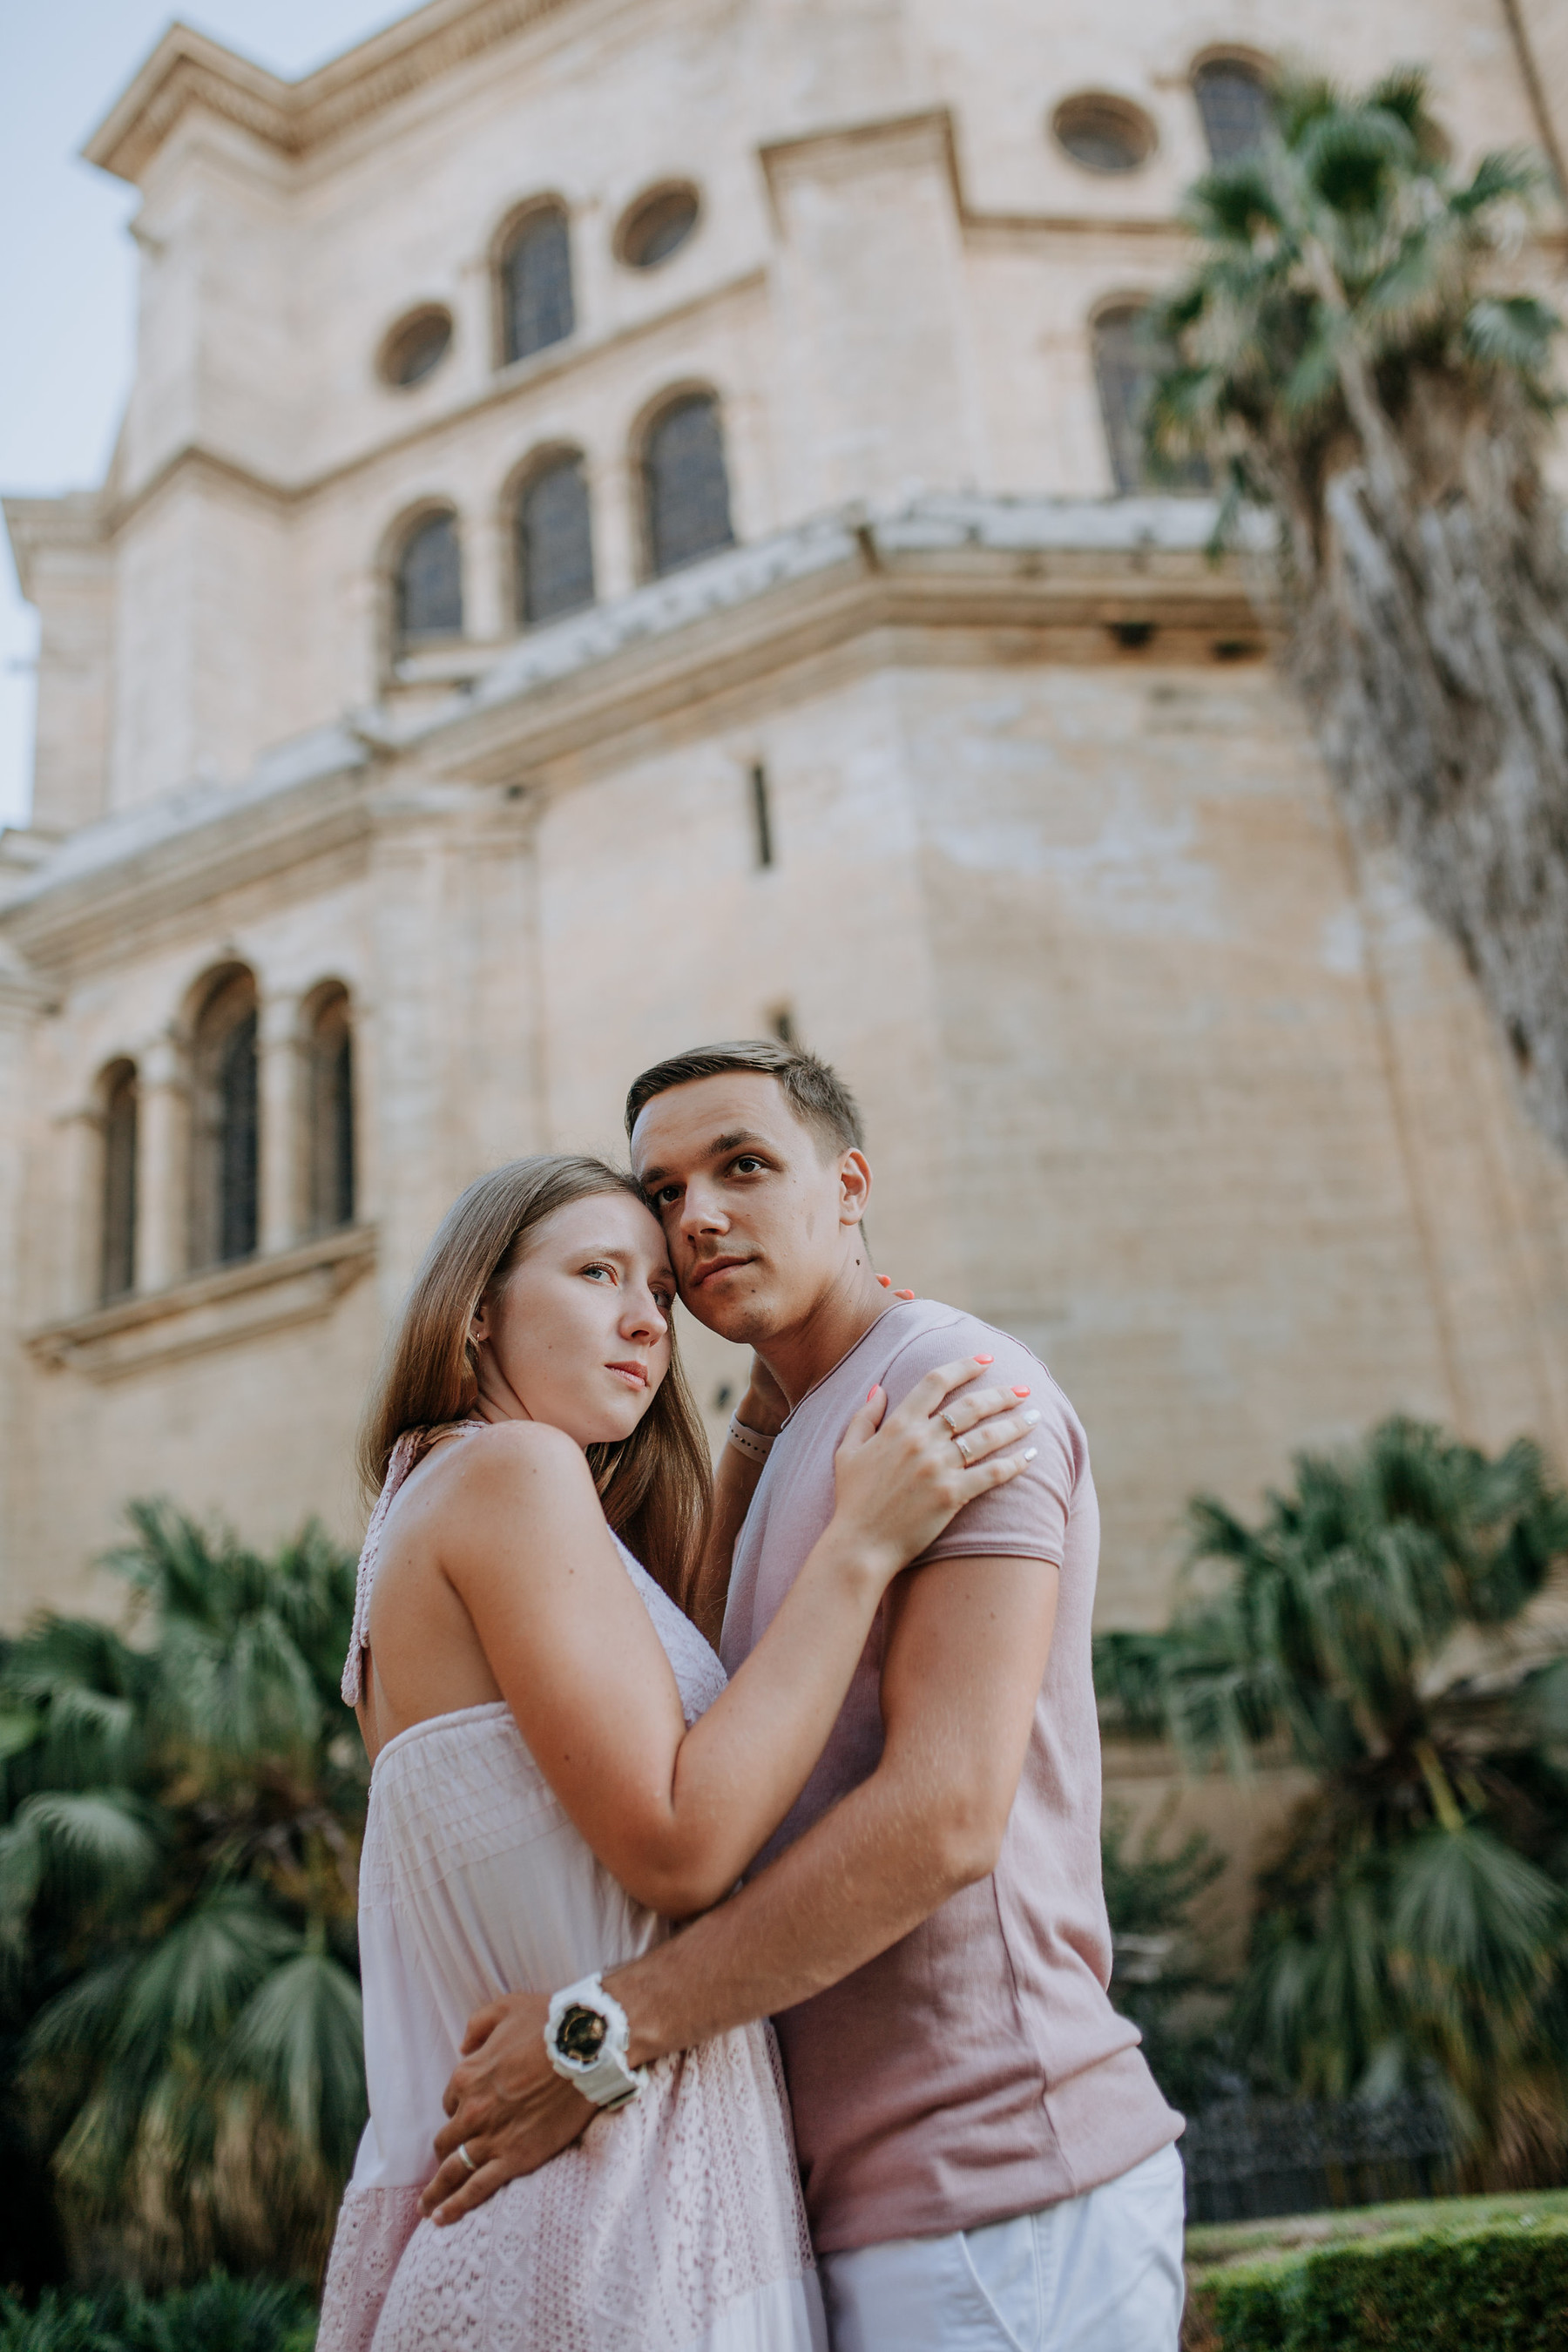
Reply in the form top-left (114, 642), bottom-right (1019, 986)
top-left (940, 1407), bottom-right (963, 1436)
top-left (457, 2142), bottom-right (478, 2175)
top-left (952, 1431), bottom-right (972, 1463)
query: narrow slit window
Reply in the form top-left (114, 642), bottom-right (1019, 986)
top-left (100, 1062), bottom-right (138, 1301)
top-left (750, 763), bottom-right (774, 868)
top-left (308, 990), bottom-right (355, 1235)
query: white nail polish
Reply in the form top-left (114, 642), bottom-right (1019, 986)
top-left (1023, 1409), bottom-right (1041, 1427)
top-left (1021, 1446), bottom-right (1037, 1462)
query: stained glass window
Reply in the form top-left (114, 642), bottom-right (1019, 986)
top-left (517, 454), bottom-right (595, 625)
top-left (644, 395), bottom-right (734, 578)
top-left (501, 207), bottom-right (575, 365)
top-left (395, 511), bottom-right (463, 646)
top-left (1194, 62), bottom-right (1272, 163)
top-left (191, 973), bottom-right (259, 1270)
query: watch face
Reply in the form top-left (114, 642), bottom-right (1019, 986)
top-left (558, 2003), bottom-right (609, 2065)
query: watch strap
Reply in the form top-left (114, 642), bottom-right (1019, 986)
top-left (544, 1973), bottom-right (646, 2111)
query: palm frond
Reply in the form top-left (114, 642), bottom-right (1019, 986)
top-left (227, 1946), bottom-right (366, 2175)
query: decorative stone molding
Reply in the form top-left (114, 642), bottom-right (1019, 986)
top-left (84, 1), bottom-right (585, 185)
top-left (25, 1224), bottom-right (376, 1383)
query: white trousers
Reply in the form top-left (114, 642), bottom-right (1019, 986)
top-left (818, 2142), bottom-right (1186, 2352)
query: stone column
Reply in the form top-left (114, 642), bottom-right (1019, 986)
top-left (57, 1105), bottom-right (103, 1315)
top-left (135, 1034), bottom-right (188, 1294)
top-left (259, 990), bottom-right (303, 1255)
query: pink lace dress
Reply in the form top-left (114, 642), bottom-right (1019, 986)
top-left (318, 1431), bottom-right (825, 2352)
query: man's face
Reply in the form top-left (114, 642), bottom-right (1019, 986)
top-left (631, 1072), bottom-right (867, 1345)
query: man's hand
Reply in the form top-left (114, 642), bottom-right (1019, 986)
top-left (422, 1990), bottom-right (591, 2225)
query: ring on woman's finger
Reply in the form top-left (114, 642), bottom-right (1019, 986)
top-left (952, 1430), bottom-right (973, 1463)
top-left (457, 2142), bottom-right (478, 2175)
top-left (939, 1407), bottom-right (963, 1436)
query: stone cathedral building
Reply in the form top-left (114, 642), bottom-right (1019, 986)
top-left (3, 0), bottom-right (1568, 1636)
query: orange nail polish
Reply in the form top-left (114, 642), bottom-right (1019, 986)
top-left (1012, 1386), bottom-right (1031, 1398)
top-left (973, 1354), bottom-right (994, 1364)
top-left (895, 1288), bottom-right (915, 1300)
top-left (876, 1274), bottom-right (892, 1287)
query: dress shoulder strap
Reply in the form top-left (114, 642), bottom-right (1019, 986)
top-left (341, 1423), bottom-right (481, 1706)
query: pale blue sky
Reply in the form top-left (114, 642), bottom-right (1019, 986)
top-left (0, 4), bottom-right (416, 826)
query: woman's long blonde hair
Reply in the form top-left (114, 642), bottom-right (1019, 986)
top-left (357, 1155), bottom-right (712, 1607)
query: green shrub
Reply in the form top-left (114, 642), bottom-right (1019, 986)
top-left (1190, 2215), bottom-right (1568, 2350)
top-left (0, 2273), bottom-right (315, 2352)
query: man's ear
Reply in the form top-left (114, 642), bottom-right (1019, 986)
top-left (838, 1149), bottom-right (872, 1227)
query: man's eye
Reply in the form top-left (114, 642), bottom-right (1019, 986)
top-left (732, 1156), bottom-right (763, 1174)
top-left (654, 1186), bottom-right (680, 1207)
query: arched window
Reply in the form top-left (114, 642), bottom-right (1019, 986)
top-left (307, 987), bottom-right (355, 1235)
top-left (99, 1060), bottom-right (137, 1302)
top-left (642, 393), bottom-right (734, 578)
top-left (394, 510), bottom-right (463, 651)
top-left (1193, 59), bottom-right (1272, 162)
top-left (517, 452), bottom-right (595, 626)
top-left (499, 206), bottom-right (575, 367)
top-left (190, 970), bottom-right (259, 1270)
top-left (1093, 307), bottom-right (1156, 494)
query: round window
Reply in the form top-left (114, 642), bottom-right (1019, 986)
top-left (617, 185), bottom-right (700, 270)
top-left (379, 306), bottom-right (454, 389)
top-left (1051, 94), bottom-right (1158, 174)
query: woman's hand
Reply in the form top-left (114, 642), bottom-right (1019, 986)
top-left (828, 1359), bottom-right (1037, 1585)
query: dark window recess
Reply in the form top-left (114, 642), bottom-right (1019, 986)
top-left (501, 209), bottom-right (575, 364)
top-left (1193, 62), bottom-right (1272, 162)
top-left (382, 307), bottom-right (453, 387)
top-left (518, 455), bottom-right (595, 625)
top-left (750, 763), bottom-right (774, 868)
top-left (191, 975), bottom-right (259, 1271)
top-left (1092, 307), bottom-right (1210, 495)
top-left (1052, 95), bottom-right (1156, 174)
top-left (644, 395), bottom-right (734, 578)
top-left (619, 186), bottom-right (700, 269)
top-left (396, 512), bottom-right (463, 645)
top-left (309, 996), bottom-right (355, 1234)
top-left (100, 1065), bottom-right (138, 1301)
top-left (215, 1013), bottom-right (259, 1264)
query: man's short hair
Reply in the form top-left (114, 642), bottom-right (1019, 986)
top-left (625, 1039), bottom-right (865, 1158)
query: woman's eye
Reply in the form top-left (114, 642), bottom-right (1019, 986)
top-left (582, 1264), bottom-right (612, 1282)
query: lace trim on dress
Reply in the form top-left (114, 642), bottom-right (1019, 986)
top-left (316, 2184), bottom-right (426, 2352)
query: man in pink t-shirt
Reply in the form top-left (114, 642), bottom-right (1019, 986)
top-left (428, 1041), bottom-right (1185, 2350)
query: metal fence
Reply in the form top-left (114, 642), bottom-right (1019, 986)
top-left (1179, 2089), bottom-right (1453, 2225)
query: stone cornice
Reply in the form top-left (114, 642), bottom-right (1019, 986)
top-left (1, 498), bottom-right (1276, 970)
top-left (26, 1223), bottom-right (377, 1380)
top-left (84, 0), bottom-right (591, 185)
top-left (2, 492), bottom-right (109, 600)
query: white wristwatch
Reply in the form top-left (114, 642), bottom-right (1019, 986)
top-left (544, 1974), bottom-right (646, 2112)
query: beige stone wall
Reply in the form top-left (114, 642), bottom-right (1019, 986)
top-left (3, 0), bottom-right (1568, 1640)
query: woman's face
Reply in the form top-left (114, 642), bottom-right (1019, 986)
top-left (470, 1191), bottom-right (676, 1448)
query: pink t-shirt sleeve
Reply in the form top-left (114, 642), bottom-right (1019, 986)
top-left (877, 1321), bottom-right (1079, 1567)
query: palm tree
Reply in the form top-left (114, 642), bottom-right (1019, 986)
top-left (1096, 1416), bottom-right (1568, 2186)
top-left (0, 1505), bottom-right (367, 2288)
top-left (1146, 71), bottom-right (1568, 1157)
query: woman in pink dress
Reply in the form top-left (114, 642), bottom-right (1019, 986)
top-left (316, 1152), bottom-right (1033, 2352)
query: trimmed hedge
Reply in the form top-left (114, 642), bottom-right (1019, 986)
top-left (1187, 2213), bottom-right (1568, 2351)
top-left (0, 2274), bottom-right (315, 2352)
